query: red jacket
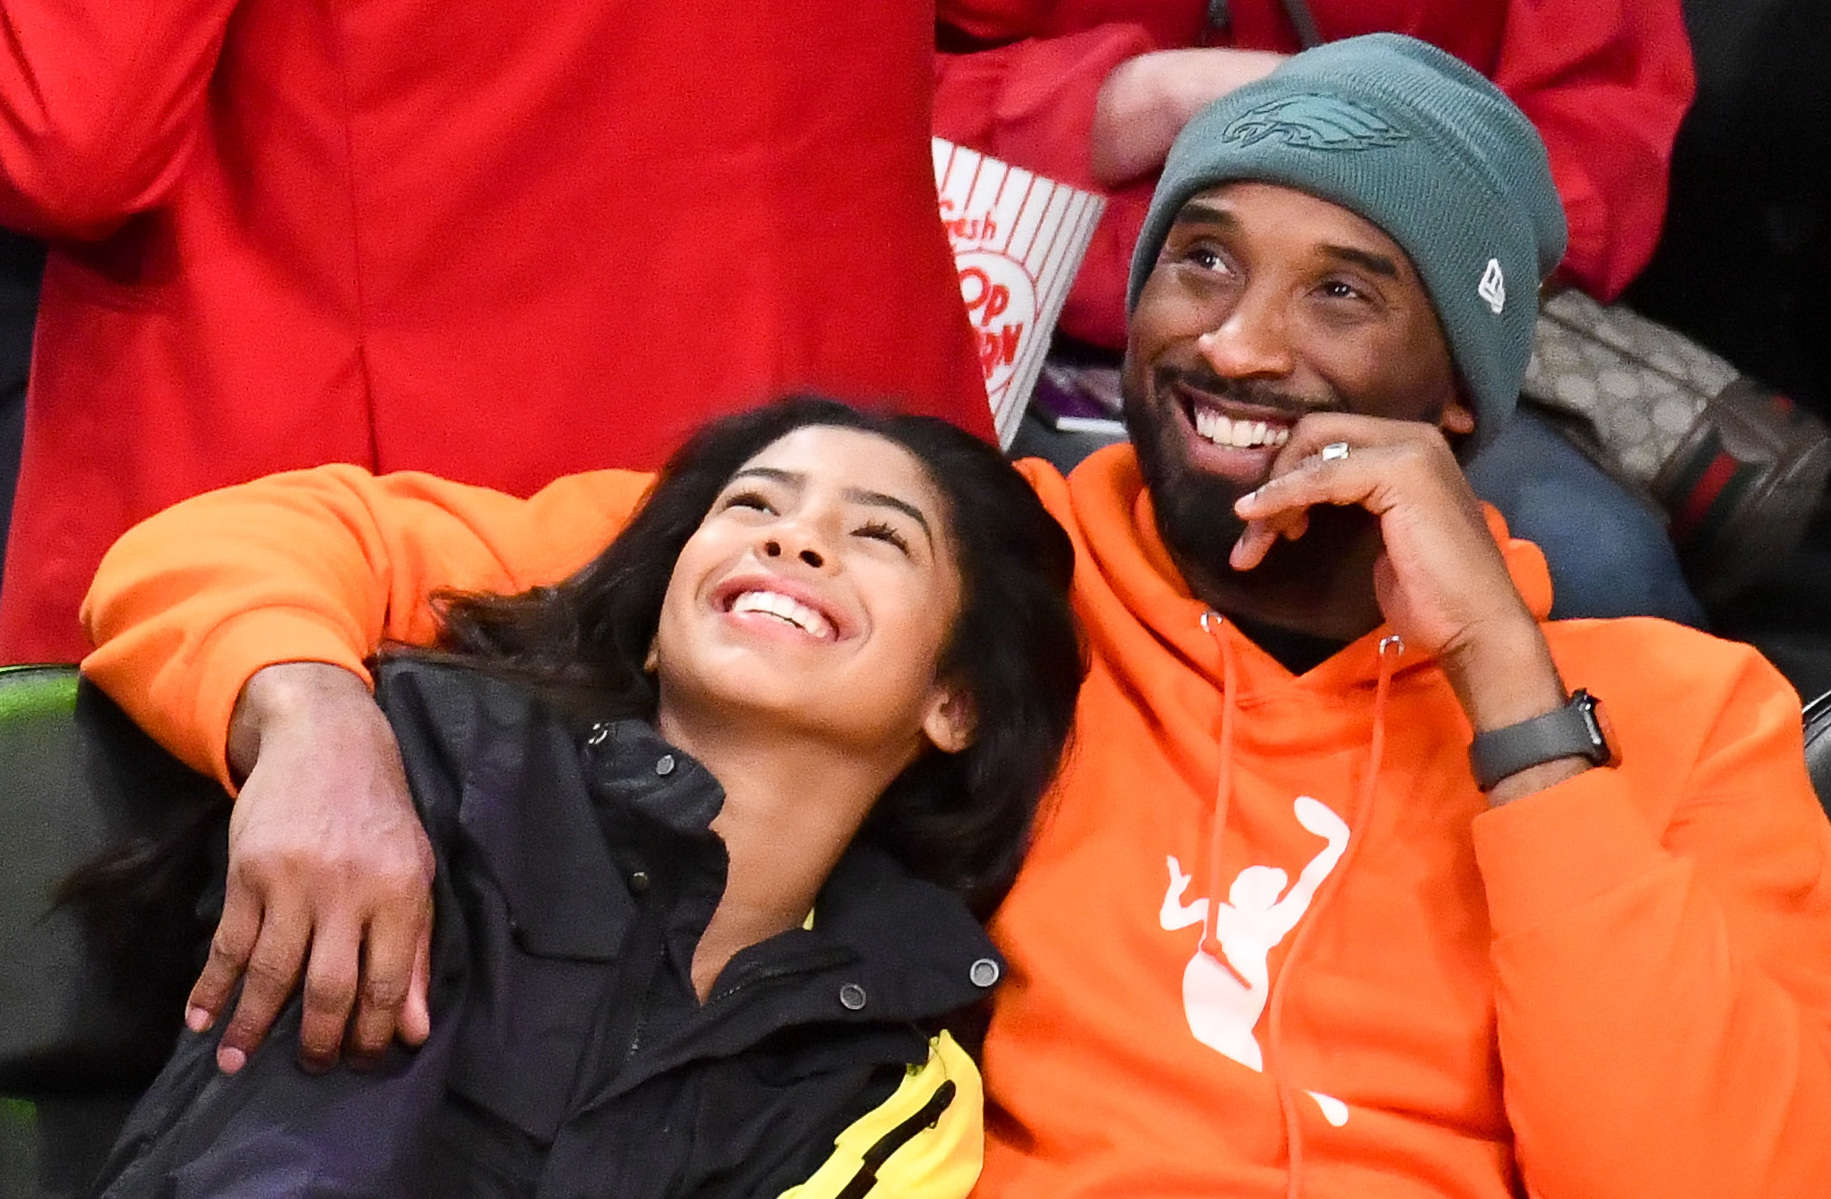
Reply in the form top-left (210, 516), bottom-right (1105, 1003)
top-left (935, 0), bottom-right (1696, 347)
top-left (0, 0), bottom-right (990, 664)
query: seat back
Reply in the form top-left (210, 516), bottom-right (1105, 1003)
top-left (0, 664), bottom-right (227, 1198)
top-left (1806, 689), bottom-right (1831, 818)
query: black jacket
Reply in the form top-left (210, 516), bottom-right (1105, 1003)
top-left (93, 660), bottom-right (1002, 1198)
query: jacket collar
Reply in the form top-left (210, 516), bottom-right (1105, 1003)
top-left (447, 694), bottom-right (997, 1017)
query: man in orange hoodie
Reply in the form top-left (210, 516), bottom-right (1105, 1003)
top-left (82, 36), bottom-right (1831, 1197)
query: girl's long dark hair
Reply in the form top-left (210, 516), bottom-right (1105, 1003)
top-left (423, 395), bottom-right (1083, 917)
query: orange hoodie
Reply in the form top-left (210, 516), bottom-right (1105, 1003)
top-left (987, 449), bottom-right (1831, 1199)
top-left (81, 447), bottom-right (1831, 1198)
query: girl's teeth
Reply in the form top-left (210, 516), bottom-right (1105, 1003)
top-left (731, 590), bottom-right (835, 640)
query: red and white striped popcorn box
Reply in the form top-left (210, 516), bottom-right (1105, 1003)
top-left (933, 139), bottom-right (1106, 448)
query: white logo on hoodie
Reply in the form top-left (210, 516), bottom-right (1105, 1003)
top-left (1158, 796), bottom-right (1350, 1072)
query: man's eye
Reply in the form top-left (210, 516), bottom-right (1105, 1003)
top-left (1185, 246), bottom-right (1223, 271)
top-left (1320, 279), bottom-right (1367, 302)
top-left (856, 520), bottom-right (911, 554)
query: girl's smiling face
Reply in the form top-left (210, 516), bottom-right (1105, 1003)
top-left (650, 425), bottom-right (971, 765)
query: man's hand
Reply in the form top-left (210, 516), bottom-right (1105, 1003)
top-left (1091, 48), bottom-right (1286, 186)
top-left (1230, 415), bottom-right (1529, 663)
top-left (190, 662), bottom-right (434, 1073)
top-left (1231, 415), bottom-right (1588, 803)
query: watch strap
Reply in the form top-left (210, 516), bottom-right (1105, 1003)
top-left (1467, 690), bottom-right (1612, 791)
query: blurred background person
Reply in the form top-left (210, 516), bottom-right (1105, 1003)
top-left (0, 2), bottom-right (991, 664)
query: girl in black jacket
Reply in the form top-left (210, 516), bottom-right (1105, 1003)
top-left (92, 397), bottom-right (1082, 1199)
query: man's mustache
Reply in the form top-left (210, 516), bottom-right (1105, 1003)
top-left (1154, 365), bottom-right (1340, 421)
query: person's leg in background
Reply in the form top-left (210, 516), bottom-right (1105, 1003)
top-left (1467, 407), bottom-right (1708, 627)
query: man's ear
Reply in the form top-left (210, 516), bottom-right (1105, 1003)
top-left (1439, 397), bottom-right (1477, 437)
top-left (921, 683), bottom-right (976, 755)
top-left (644, 639), bottom-right (659, 673)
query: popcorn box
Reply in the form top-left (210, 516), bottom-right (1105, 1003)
top-left (933, 139), bottom-right (1106, 448)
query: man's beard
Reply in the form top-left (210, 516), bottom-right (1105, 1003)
top-left (1123, 364), bottom-right (1379, 598)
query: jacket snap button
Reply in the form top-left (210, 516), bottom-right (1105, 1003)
top-left (587, 723), bottom-right (611, 747)
top-left (969, 958), bottom-right (1001, 988)
top-left (838, 983), bottom-right (867, 1011)
top-left (655, 754), bottom-right (676, 776)
top-left (629, 870), bottom-right (651, 893)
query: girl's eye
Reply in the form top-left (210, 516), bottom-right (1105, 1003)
top-left (855, 520), bottom-right (911, 554)
top-left (723, 489), bottom-right (775, 514)
top-left (1320, 279), bottom-right (1367, 302)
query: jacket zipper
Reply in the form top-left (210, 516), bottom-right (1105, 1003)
top-left (832, 1079), bottom-right (958, 1199)
top-left (620, 939), bottom-right (671, 1068)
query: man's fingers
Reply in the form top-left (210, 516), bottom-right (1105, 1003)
top-left (347, 888), bottom-right (431, 1060)
top-left (187, 882), bottom-right (263, 1033)
top-left (215, 906), bottom-right (313, 1073)
top-left (1229, 520), bottom-right (1280, 571)
top-left (1237, 449), bottom-right (1386, 524)
top-left (402, 928), bottom-right (433, 1047)
top-left (297, 914), bottom-right (364, 1071)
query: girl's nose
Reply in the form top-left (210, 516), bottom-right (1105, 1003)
top-left (762, 537), bottom-right (825, 569)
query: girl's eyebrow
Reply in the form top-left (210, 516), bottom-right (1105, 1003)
top-left (728, 466), bottom-right (934, 548)
top-left (844, 487), bottom-right (933, 547)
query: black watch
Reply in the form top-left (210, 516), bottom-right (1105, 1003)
top-left (1467, 689), bottom-right (1618, 791)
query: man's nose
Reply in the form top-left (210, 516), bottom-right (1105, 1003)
top-left (1196, 292), bottom-right (1295, 379)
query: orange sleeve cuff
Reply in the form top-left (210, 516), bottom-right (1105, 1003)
top-left (1472, 768), bottom-right (1672, 937)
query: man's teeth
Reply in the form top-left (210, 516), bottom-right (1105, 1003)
top-left (730, 590), bottom-right (835, 640)
top-left (1193, 408), bottom-right (1291, 449)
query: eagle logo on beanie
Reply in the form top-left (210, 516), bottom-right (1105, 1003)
top-left (1221, 96), bottom-right (1408, 152)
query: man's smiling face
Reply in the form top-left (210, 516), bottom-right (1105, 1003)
top-left (1123, 180), bottom-right (1473, 585)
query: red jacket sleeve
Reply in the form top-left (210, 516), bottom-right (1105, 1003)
top-left (80, 465), bottom-right (653, 787)
top-left (1473, 646), bottom-right (1831, 1196)
top-left (0, 0), bottom-right (240, 237)
top-left (1489, 0), bottom-right (1696, 301)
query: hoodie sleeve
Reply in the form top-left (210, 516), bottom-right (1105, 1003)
top-left (0, 0), bottom-right (242, 238)
top-left (80, 464), bottom-right (651, 789)
top-left (1471, 646), bottom-right (1831, 1198)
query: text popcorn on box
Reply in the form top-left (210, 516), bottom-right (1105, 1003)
top-left (934, 139), bottom-right (1106, 448)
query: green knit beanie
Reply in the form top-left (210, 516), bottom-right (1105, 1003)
top-left (1127, 33), bottom-right (1567, 449)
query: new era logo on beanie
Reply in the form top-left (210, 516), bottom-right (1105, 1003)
top-left (1479, 260), bottom-right (1506, 315)
top-left (1126, 34), bottom-right (1566, 454)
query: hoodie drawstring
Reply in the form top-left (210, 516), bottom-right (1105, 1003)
top-left (1200, 615), bottom-right (1405, 1199)
top-left (1199, 610), bottom-right (1241, 970)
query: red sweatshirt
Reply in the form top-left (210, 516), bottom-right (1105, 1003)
top-left (0, 0), bottom-right (990, 664)
top-left (934, 0), bottom-right (1696, 347)
top-left (81, 448), bottom-right (1831, 1197)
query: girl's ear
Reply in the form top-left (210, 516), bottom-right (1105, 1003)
top-left (921, 682), bottom-right (976, 755)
